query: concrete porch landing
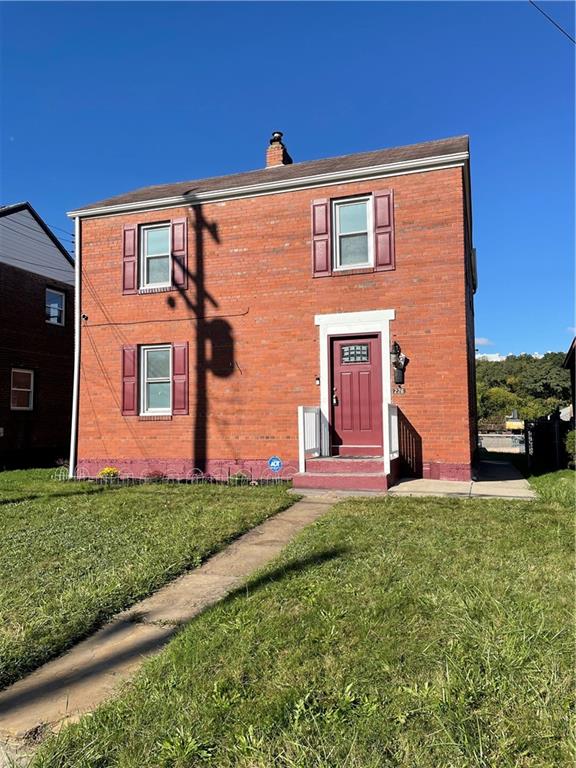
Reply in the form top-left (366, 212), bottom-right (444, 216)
top-left (291, 460), bottom-right (536, 501)
top-left (389, 460), bottom-right (536, 500)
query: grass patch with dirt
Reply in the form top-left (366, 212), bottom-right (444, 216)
top-left (34, 484), bottom-right (573, 767)
top-left (0, 469), bottom-right (294, 689)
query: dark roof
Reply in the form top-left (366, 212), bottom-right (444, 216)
top-left (563, 338), bottom-right (575, 369)
top-left (0, 201), bottom-right (74, 265)
top-left (76, 135), bottom-right (469, 212)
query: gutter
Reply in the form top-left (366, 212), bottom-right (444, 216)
top-left (68, 216), bottom-right (81, 479)
top-left (67, 151), bottom-right (469, 219)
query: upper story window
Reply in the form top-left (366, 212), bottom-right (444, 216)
top-left (333, 198), bottom-right (373, 270)
top-left (11, 369), bottom-right (34, 411)
top-left (140, 345), bottom-right (172, 415)
top-left (140, 224), bottom-right (171, 288)
top-left (46, 288), bottom-right (65, 325)
top-left (311, 190), bottom-right (395, 278)
top-left (122, 219), bottom-right (187, 295)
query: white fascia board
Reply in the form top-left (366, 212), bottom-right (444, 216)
top-left (67, 152), bottom-right (469, 219)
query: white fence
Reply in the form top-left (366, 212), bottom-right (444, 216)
top-left (297, 406), bottom-right (322, 473)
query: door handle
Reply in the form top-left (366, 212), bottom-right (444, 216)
top-left (332, 387), bottom-right (338, 406)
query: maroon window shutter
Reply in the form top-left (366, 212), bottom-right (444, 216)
top-left (172, 218), bottom-right (188, 289)
top-left (172, 342), bottom-right (189, 415)
top-left (311, 199), bottom-right (331, 277)
top-left (373, 190), bottom-right (395, 272)
top-left (122, 225), bottom-right (138, 294)
top-left (122, 346), bottom-right (138, 415)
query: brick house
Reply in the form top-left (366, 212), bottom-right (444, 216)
top-left (68, 133), bottom-right (477, 490)
top-left (0, 202), bottom-right (74, 467)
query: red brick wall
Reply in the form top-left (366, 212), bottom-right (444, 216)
top-left (0, 263), bottom-right (74, 466)
top-left (77, 166), bottom-right (475, 480)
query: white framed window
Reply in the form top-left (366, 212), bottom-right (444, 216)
top-left (11, 369), bottom-right (34, 411)
top-left (333, 197), bottom-right (373, 270)
top-left (46, 288), bottom-right (65, 325)
top-left (140, 345), bottom-right (172, 415)
top-left (140, 224), bottom-right (171, 288)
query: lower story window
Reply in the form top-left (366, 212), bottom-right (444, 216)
top-left (11, 369), bottom-right (34, 410)
top-left (140, 345), bottom-right (171, 415)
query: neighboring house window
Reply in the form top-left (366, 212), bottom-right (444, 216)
top-left (140, 224), bottom-right (171, 288)
top-left (311, 190), bottom-right (395, 277)
top-left (140, 345), bottom-right (172, 415)
top-left (45, 288), bottom-right (65, 325)
top-left (333, 197), bottom-right (372, 269)
top-left (10, 369), bottom-right (34, 411)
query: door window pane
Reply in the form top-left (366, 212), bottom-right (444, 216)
top-left (341, 344), bottom-right (370, 364)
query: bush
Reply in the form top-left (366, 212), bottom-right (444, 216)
top-left (228, 471), bottom-right (251, 486)
top-left (98, 466), bottom-right (120, 479)
top-left (146, 470), bottom-right (167, 483)
top-left (565, 431), bottom-right (575, 464)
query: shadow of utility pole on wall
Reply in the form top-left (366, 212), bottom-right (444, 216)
top-left (166, 202), bottom-right (235, 473)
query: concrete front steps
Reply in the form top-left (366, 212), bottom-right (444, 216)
top-left (293, 456), bottom-right (389, 492)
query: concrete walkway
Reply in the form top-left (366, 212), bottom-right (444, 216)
top-left (389, 459), bottom-right (536, 500)
top-left (0, 494), bottom-right (335, 766)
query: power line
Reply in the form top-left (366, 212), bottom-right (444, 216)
top-left (0, 217), bottom-right (74, 244)
top-left (0, 221), bottom-right (73, 253)
top-left (0, 251), bottom-right (75, 274)
top-left (529, 0), bottom-right (575, 44)
top-left (84, 307), bottom-right (249, 328)
top-left (47, 222), bottom-right (75, 239)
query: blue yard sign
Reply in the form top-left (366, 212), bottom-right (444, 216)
top-left (267, 456), bottom-right (283, 473)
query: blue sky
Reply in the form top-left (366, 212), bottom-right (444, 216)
top-left (1, 1), bottom-right (573, 355)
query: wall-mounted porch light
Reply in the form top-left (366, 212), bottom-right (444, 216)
top-left (390, 341), bottom-right (401, 365)
top-left (390, 340), bottom-right (409, 385)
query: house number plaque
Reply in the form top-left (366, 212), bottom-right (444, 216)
top-left (392, 385), bottom-right (405, 395)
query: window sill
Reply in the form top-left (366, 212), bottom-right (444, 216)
top-left (315, 266), bottom-right (377, 278)
top-left (138, 414), bottom-right (173, 421)
top-left (138, 285), bottom-right (177, 295)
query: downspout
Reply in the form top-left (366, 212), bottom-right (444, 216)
top-left (68, 216), bottom-right (81, 478)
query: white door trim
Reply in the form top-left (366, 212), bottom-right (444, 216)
top-left (314, 309), bottom-right (395, 474)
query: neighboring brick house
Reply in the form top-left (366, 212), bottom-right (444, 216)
top-left (68, 133), bottom-right (477, 489)
top-left (0, 202), bottom-right (74, 467)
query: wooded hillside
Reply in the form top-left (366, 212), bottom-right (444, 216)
top-left (476, 352), bottom-right (571, 430)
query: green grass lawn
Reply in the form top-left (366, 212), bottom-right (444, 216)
top-left (0, 469), bottom-right (294, 689)
top-left (34, 471), bottom-right (573, 768)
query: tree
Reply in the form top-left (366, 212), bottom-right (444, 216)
top-left (476, 352), bottom-right (570, 429)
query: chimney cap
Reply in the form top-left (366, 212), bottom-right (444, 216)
top-left (270, 131), bottom-right (284, 145)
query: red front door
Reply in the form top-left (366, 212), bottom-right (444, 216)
top-left (330, 335), bottom-right (383, 456)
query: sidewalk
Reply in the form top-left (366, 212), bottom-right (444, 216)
top-left (0, 494), bottom-right (335, 767)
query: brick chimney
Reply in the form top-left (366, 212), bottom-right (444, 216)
top-left (266, 131), bottom-right (293, 167)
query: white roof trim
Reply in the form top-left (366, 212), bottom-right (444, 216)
top-left (67, 151), bottom-right (469, 219)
